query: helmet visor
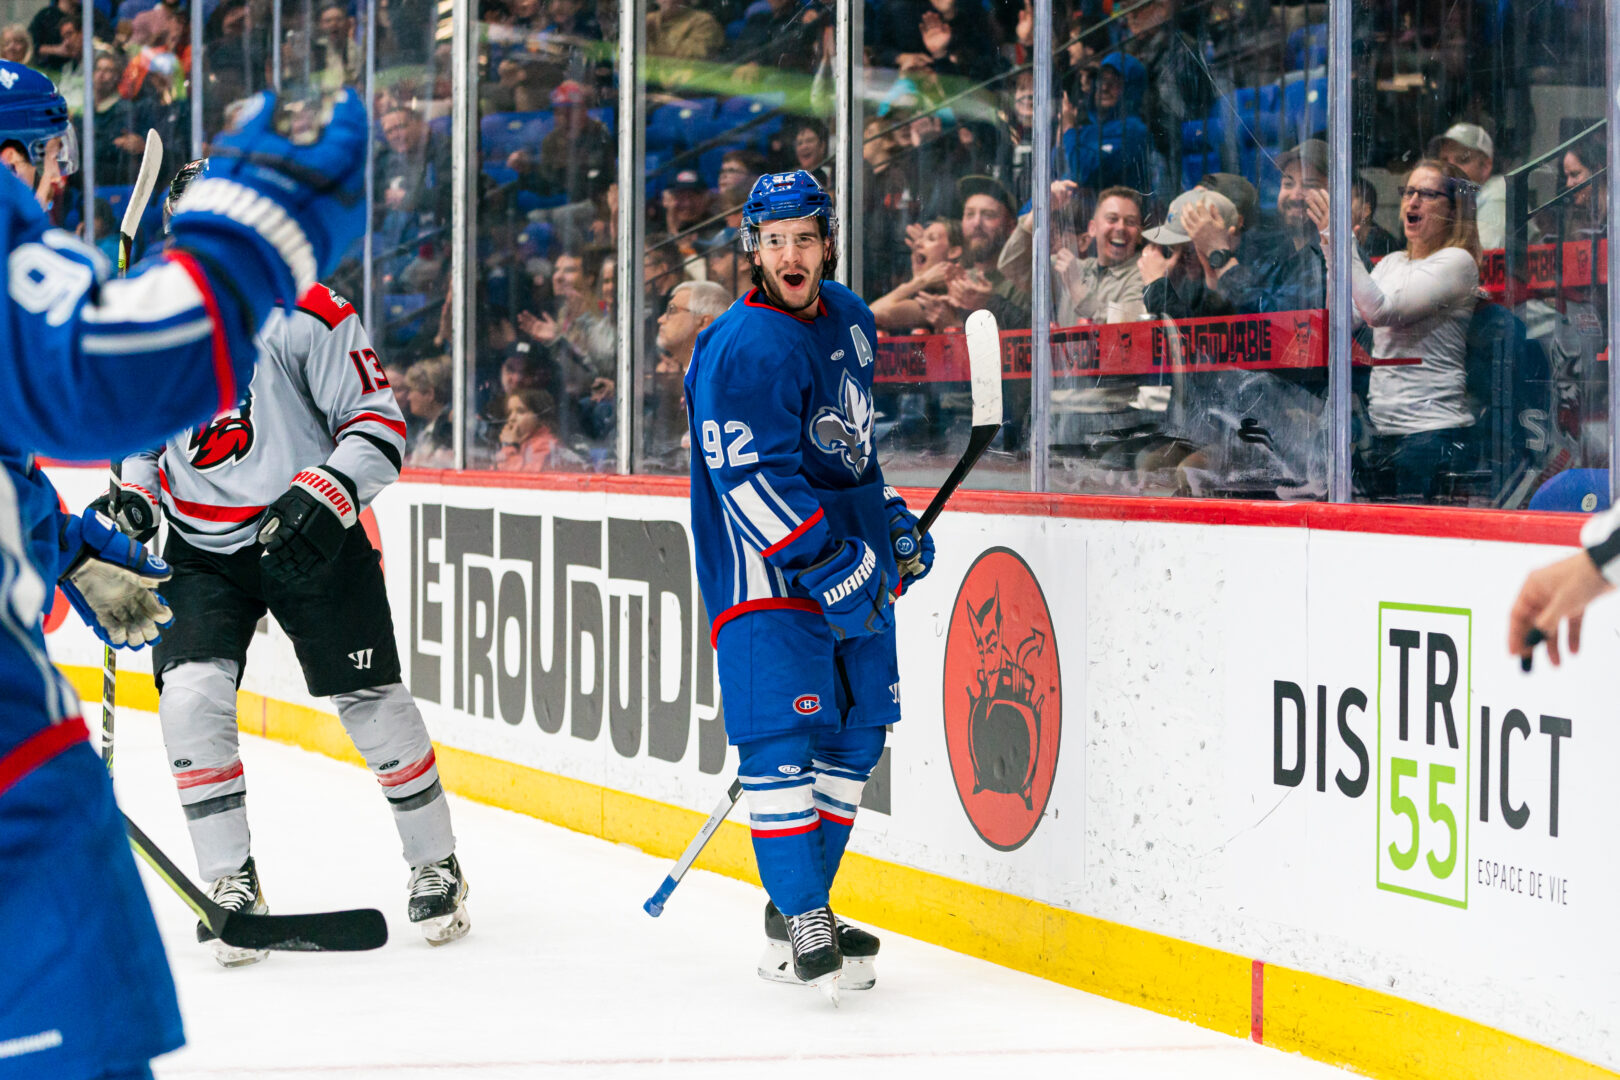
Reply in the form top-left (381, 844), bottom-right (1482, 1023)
top-left (29, 124), bottom-right (78, 178)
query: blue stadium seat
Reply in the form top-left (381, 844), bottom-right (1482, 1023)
top-left (1283, 75), bottom-right (1328, 140)
top-left (588, 106), bottom-right (615, 136)
top-left (382, 292), bottom-right (433, 342)
top-left (428, 114), bottom-right (452, 138)
top-left (1221, 83), bottom-right (1283, 145)
top-left (480, 111), bottom-right (556, 160)
top-left (647, 99), bottom-right (718, 151)
top-left (1287, 23), bottom-right (1328, 71)
top-left (715, 93), bottom-right (784, 149)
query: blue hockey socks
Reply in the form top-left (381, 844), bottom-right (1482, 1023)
top-left (738, 735), bottom-right (826, 917)
top-left (737, 725), bottom-right (886, 916)
top-left (810, 725), bottom-right (885, 888)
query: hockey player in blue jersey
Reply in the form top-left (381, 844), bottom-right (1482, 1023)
top-left (684, 171), bottom-right (936, 1000)
top-left (0, 60), bottom-right (369, 1079)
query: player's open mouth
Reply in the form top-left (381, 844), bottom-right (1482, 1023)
top-left (782, 272), bottom-right (806, 288)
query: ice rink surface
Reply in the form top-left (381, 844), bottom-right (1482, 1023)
top-left (107, 713), bottom-right (1354, 1080)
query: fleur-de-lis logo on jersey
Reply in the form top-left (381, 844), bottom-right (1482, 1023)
top-left (810, 370), bottom-right (873, 479)
top-left (0, 70), bottom-right (17, 90)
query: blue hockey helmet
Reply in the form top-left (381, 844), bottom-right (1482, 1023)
top-left (740, 169), bottom-right (836, 253)
top-left (0, 60), bottom-right (77, 177)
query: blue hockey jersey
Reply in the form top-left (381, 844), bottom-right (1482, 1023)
top-left (0, 162), bottom-right (290, 777)
top-left (685, 281), bottom-right (897, 641)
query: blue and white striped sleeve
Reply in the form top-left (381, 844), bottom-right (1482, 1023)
top-left (693, 352), bottom-right (832, 574)
top-left (0, 170), bottom-right (284, 463)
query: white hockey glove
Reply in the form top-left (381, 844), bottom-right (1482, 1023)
top-left (88, 481), bottom-right (161, 543)
top-left (257, 466), bottom-right (358, 580)
top-left (59, 508), bottom-right (173, 649)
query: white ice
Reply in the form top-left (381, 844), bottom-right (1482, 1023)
top-left (107, 712), bottom-right (1353, 1080)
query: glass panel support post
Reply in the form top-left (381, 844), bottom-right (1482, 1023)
top-left (363, 0), bottom-right (377, 337)
top-left (835, 0), bottom-right (860, 293)
top-left (450, 0), bottom-right (477, 471)
top-left (80, 0), bottom-right (94, 249)
top-left (191, 2), bottom-right (205, 159)
top-left (1326, 0), bottom-right (1354, 502)
top-left (1608, 0), bottom-right (1620, 503)
top-left (1029, 0), bottom-right (1053, 493)
top-left (617, 0), bottom-right (646, 474)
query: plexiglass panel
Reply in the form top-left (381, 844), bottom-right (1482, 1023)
top-left (466, 0), bottom-right (619, 471)
top-left (632, 0), bottom-right (837, 474)
top-left (1038, 0), bottom-right (1334, 499)
top-left (1348, 0), bottom-right (1608, 506)
top-left (857, 2), bottom-right (1033, 493)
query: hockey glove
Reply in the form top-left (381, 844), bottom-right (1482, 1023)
top-left (172, 88), bottom-right (368, 301)
top-left (884, 486), bottom-right (934, 589)
top-left (88, 481), bottom-right (161, 544)
top-left (59, 508), bottom-right (173, 649)
top-left (257, 466), bottom-right (358, 581)
top-left (793, 539), bottom-right (894, 641)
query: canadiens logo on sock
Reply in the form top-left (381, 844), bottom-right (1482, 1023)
top-left (793, 694), bottom-right (821, 715)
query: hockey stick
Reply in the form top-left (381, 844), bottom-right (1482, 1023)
top-left (98, 130), bottom-right (164, 777)
top-left (643, 778), bottom-right (743, 916)
top-left (125, 813), bottom-right (389, 951)
top-left (898, 308), bottom-right (1005, 576)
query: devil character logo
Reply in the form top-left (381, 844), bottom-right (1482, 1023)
top-left (963, 585), bottom-right (1048, 810)
top-left (810, 370), bottom-right (874, 480)
top-left (187, 390), bottom-right (255, 471)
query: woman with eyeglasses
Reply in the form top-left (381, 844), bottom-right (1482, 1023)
top-left (1310, 158), bottom-right (1481, 502)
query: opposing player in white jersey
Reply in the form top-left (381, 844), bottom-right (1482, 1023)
top-left (97, 160), bottom-right (470, 966)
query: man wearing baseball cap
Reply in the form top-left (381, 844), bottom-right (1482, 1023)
top-left (1429, 121), bottom-right (1504, 249)
top-left (1136, 187), bottom-right (1241, 319)
top-left (1184, 138), bottom-right (1328, 315)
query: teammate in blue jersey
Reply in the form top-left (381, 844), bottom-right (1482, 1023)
top-left (684, 171), bottom-right (936, 999)
top-left (0, 61), bottom-right (369, 1079)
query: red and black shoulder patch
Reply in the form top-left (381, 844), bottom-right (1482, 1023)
top-left (296, 283), bottom-right (358, 330)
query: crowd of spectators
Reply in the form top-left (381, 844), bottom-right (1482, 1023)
top-left (22, 0), bottom-right (1612, 499)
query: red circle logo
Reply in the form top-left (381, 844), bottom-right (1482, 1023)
top-left (793, 694), bottom-right (821, 715)
top-left (941, 547), bottom-right (1061, 851)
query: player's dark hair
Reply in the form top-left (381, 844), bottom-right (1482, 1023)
top-left (747, 215), bottom-right (837, 294)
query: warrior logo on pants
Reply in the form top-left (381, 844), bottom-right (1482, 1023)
top-left (942, 547), bottom-right (1062, 851)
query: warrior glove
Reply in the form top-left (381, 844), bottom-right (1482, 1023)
top-left (794, 538), bottom-right (894, 641)
top-left (884, 486), bottom-right (934, 590)
top-left (257, 466), bottom-right (358, 580)
top-left (89, 481), bottom-right (161, 543)
top-left (59, 507), bottom-right (173, 649)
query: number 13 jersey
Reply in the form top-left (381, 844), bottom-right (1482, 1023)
top-left (120, 285), bottom-right (408, 553)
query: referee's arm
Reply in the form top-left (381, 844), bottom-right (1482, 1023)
top-left (1507, 506), bottom-right (1620, 667)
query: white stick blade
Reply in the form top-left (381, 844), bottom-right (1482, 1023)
top-left (963, 308), bottom-right (1004, 429)
top-left (120, 130), bottom-right (165, 239)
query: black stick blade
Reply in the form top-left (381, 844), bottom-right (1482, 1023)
top-left (218, 907), bottom-right (389, 952)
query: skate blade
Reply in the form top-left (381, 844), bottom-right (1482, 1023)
top-left (757, 943), bottom-right (874, 992)
top-left (417, 905), bottom-right (471, 946)
top-left (809, 969), bottom-right (842, 1006)
top-left (211, 940), bottom-right (268, 969)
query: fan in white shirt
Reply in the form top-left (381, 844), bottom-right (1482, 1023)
top-left (1310, 158), bottom-right (1482, 502)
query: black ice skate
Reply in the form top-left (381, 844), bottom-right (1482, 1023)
top-left (767, 905), bottom-right (842, 1003)
top-left (196, 857), bottom-right (268, 968)
top-left (407, 853), bottom-right (470, 946)
top-left (760, 900), bottom-right (878, 990)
